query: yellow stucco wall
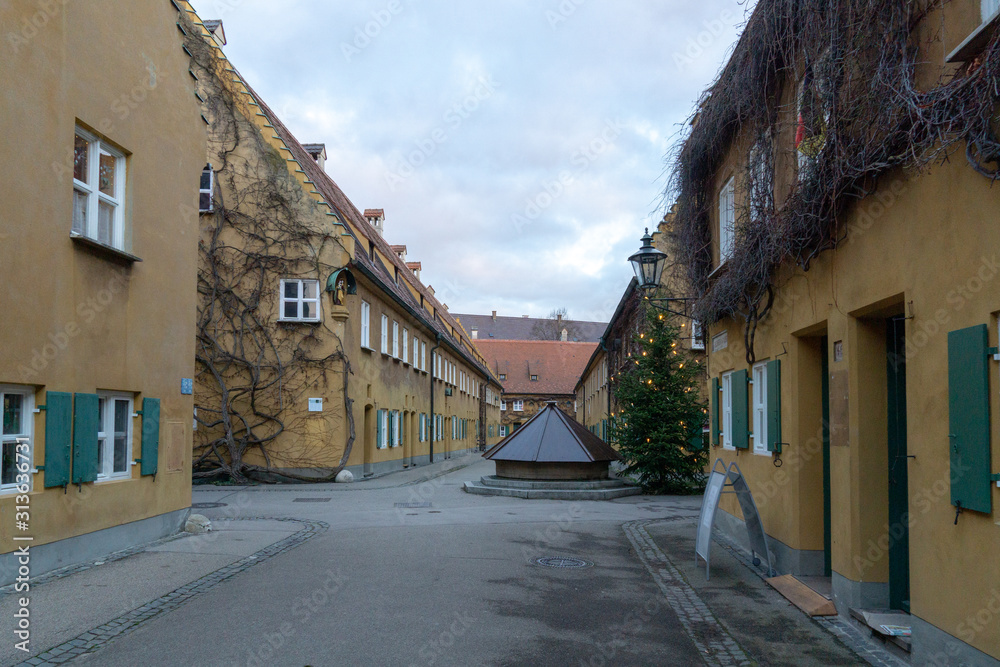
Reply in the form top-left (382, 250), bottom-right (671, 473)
top-left (0, 0), bottom-right (205, 552)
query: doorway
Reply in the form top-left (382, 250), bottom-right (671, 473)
top-left (886, 319), bottom-right (910, 612)
top-left (820, 336), bottom-right (832, 578)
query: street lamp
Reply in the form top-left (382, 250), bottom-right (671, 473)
top-left (628, 229), bottom-right (667, 290)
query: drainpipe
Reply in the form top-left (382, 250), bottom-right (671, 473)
top-left (429, 333), bottom-right (442, 464)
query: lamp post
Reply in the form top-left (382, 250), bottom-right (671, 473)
top-left (628, 229), bottom-right (694, 318)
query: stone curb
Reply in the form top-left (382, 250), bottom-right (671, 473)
top-left (623, 519), bottom-right (754, 666)
top-left (12, 517), bottom-right (328, 667)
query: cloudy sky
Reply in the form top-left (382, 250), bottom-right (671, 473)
top-left (206, 0), bottom-right (748, 323)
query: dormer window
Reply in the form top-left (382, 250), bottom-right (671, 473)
top-left (530, 375), bottom-right (538, 381)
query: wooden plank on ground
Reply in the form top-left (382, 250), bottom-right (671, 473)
top-left (765, 574), bottom-right (838, 617)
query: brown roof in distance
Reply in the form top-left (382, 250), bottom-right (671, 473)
top-left (484, 403), bottom-right (622, 463)
top-left (453, 313), bottom-right (606, 342)
top-left (474, 340), bottom-right (598, 395)
top-left (364, 209), bottom-right (384, 218)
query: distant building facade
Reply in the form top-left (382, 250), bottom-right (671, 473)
top-left (455, 312), bottom-right (606, 343)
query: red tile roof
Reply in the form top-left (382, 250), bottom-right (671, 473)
top-left (363, 209), bottom-right (384, 218)
top-left (474, 340), bottom-right (598, 396)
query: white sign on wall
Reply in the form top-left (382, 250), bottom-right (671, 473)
top-left (712, 331), bottom-right (729, 352)
top-left (308, 398), bottom-right (323, 412)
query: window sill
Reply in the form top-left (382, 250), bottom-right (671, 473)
top-left (361, 345), bottom-right (375, 353)
top-left (947, 11), bottom-right (1000, 63)
top-left (71, 234), bottom-right (142, 263)
top-left (277, 319), bottom-right (321, 325)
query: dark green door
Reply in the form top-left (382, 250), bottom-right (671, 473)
top-left (886, 319), bottom-right (910, 612)
top-left (821, 336), bottom-right (832, 578)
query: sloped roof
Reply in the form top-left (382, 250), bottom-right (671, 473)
top-left (240, 80), bottom-right (494, 382)
top-left (484, 403), bottom-right (622, 463)
top-left (474, 340), bottom-right (598, 395)
top-left (455, 314), bottom-right (606, 342)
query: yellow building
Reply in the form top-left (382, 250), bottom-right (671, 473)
top-left (0, 0), bottom-right (205, 582)
top-left (185, 16), bottom-right (501, 482)
top-left (669, 0), bottom-right (1000, 662)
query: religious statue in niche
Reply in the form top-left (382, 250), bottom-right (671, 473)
top-left (332, 274), bottom-right (348, 306)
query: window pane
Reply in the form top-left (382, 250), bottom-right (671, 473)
top-left (73, 189), bottom-right (88, 235)
top-left (114, 436), bottom-right (127, 473)
top-left (99, 149), bottom-right (117, 197)
top-left (302, 281), bottom-right (317, 299)
top-left (1, 441), bottom-right (15, 485)
top-left (3, 394), bottom-right (23, 435)
top-left (284, 281), bottom-right (299, 299)
top-left (98, 201), bottom-right (115, 244)
top-left (97, 437), bottom-right (105, 475)
top-left (284, 301), bottom-right (299, 319)
top-left (114, 400), bottom-right (129, 434)
top-left (200, 170), bottom-right (212, 190)
top-left (200, 192), bottom-right (212, 211)
top-left (74, 134), bottom-right (90, 183)
top-left (301, 301), bottom-right (315, 320)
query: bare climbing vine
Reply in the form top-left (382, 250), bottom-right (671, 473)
top-left (667, 0), bottom-right (1000, 363)
top-left (183, 21), bottom-right (356, 483)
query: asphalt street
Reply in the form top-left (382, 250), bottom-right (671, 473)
top-left (7, 453), bottom-right (874, 666)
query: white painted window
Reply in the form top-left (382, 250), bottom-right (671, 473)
top-left (392, 321), bottom-right (400, 358)
top-left (393, 411), bottom-right (401, 447)
top-left (1, 386), bottom-right (34, 493)
top-left (97, 393), bottom-right (132, 480)
top-left (199, 164), bottom-right (214, 213)
top-left (279, 279), bottom-right (321, 322)
top-left (403, 329), bottom-right (409, 364)
top-left (722, 371), bottom-right (734, 450)
top-left (691, 320), bottom-right (705, 350)
top-left (381, 315), bottom-right (389, 354)
top-left (360, 301), bottom-right (371, 349)
top-left (421, 342), bottom-right (427, 372)
top-left (500, 425), bottom-right (508, 437)
top-left (72, 126), bottom-right (127, 250)
top-left (719, 177), bottom-right (735, 263)
top-left (513, 400), bottom-right (524, 412)
top-left (984, 0), bottom-right (999, 22)
top-left (752, 363), bottom-right (769, 455)
top-left (412, 336), bottom-right (419, 367)
top-left (378, 410), bottom-right (388, 448)
top-left (501, 400), bottom-right (507, 411)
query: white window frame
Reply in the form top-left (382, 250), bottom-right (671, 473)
top-left (97, 392), bottom-right (133, 481)
top-left (72, 126), bottom-right (127, 251)
top-left (278, 279), bottom-right (321, 323)
top-left (722, 371), bottom-right (734, 451)
top-left (719, 177), bottom-right (735, 263)
top-left (381, 315), bottom-right (389, 354)
top-left (199, 163), bottom-right (214, 213)
top-left (402, 329), bottom-right (409, 364)
top-left (412, 336), bottom-right (419, 368)
top-left (392, 321), bottom-right (400, 358)
top-left (691, 320), bottom-right (705, 351)
top-left (393, 411), bottom-right (401, 447)
top-left (752, 363), bottom-right (769, 455)
top-left (360, 301), bottom-right (371, 349)
top-left (513, 400), bottom-right (524, 412)
top-left (500, 425), bottom-right (508, 437)
top-left (501, 400), bottom-right (507, 411)
top-left (378, 410), bottom-right (388, 449)
top-left (421, 342), bottom-right (427, 372)
top-left (1, 386), bottom-right (35, 493)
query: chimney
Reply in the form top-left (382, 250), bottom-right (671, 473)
top-left (203, 20), bottom-right (227, 48)
top-left (560, 328), bottom-right (569, 342)
top-left (522, 315), bottom-right (529, 318)
top-left (471, 328), bottom-right (478, 339)
top-left (391, 245), bottom-right (407, 262)
top-left (363, 209), bottom-right (385, 237)
top-left (406, 261), bottom-right (422, 280)
top-left (557, 313), bottom-right (563, 326)
top-left (303, 144), bottom-right (327, 172)
top-left (492, 310), bottom-right (497, 322)
top-left (428, 285), bottom-right (435, 296)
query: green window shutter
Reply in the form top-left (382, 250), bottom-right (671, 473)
top-left (43, 391), bottom-right (73, 488)
top-left (766, 360), bottom-right (782, 453)
top-left (376, 409), bottom-right (384, 449)
top-left (711, 378), bottom-right (720, 445)
top-left (732, 369), bottom-right (750, 449)
top-left (948, 325), bottom-right (992, 514)
top-left (140, 398), bottom-right (160, 476)
top-left (72, 393), bottom-right (100, 484)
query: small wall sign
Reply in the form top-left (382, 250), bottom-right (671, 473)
top-left (181, 378), bottom-right (193, 395)
top-left (308, 398), bottom-right (323, 412)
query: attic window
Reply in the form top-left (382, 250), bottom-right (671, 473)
top-left (530, 375), bottom-right (538, 381)
top-left (499, 374), bottom-right (507, 381)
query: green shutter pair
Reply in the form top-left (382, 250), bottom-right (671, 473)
top-left (710, 361), bottom-right (782, 453)
top-left (43, 393), bottom-right (159, 488)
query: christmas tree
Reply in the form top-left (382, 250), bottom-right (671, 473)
top-left (610, 310), bottom-right (708, 494)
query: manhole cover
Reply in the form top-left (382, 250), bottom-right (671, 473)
top-left (191, 502), bottom-right (227, 509)
top-left (394, 502), bottom-right (432, 508)
top-left (293, 498), bottom-right (331, 503)
top-left (534, 557), bottom-right (593, 569)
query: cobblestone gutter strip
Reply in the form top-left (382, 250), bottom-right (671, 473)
top-left (710, 531), bottom-right (907, 667)
top-left (14, 517), bottom-right (328, 667)
top-left (623, 520), bottom-right (753, 667)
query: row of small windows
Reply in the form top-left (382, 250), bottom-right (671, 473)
top-left (374, 410), bottom-right (476, 449)
top-left (499, 400), bottom-right (524, 412)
